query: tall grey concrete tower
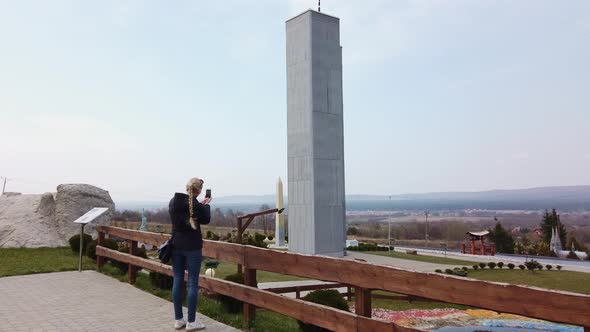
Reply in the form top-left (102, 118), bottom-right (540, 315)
top-left (286, 10), bottom-right (345, 257)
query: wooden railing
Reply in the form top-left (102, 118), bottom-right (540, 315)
top-left (96, 226), bottom-right (590, 332)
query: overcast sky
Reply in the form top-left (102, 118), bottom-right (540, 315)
top-left (1, 0), bottom-right (589, 202)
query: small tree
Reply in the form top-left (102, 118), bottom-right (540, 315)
top-left (488, 219), bottom-right (515, 254)
top-left (518, 264), bottom-right (526, 270)
top-left (545, 264), bottom-right (552, 270)
top-left (479, 262), bottom-right (486, 269)
top-left (540, 209), bottom-right (567, 248)
top-left (487, 262), bottom-right (496, 269)
top-left (507, 263), bottom-right (515, 270)
top-left (472, 265), bottom-right (479, 270)
top-left (556, 265), bottom-right (562, 270)
top-left (497, 262), bottom-right (504, 269)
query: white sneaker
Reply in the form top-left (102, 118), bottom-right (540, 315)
top-left (186, 319), bottom-right (205, 331)
top-left (174, 318), bottom-right (186, 330)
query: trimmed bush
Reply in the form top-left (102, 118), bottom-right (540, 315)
top-left (204, 259), bottom-right (220, 269)
top-left (507, 263), bottom-right (515, 270)
top-left (206, 230), bottom-right (213, 239)
top-left (556, 265), bottom-right (562, 270)
top-left (445, 269), bottom-right (454, 275)
top-left (298, 290), bottom-right (349, 332)
top-left (479, 262), bottom-right (486, 269)
top-left (347, 242), bottom-right (389, 252)
top-left (497, 262), bottom-right (504, 269)
top-left (86, 237), bottom-right (118, 260)
top-left (472, 265), bottom-right (479, 270)
top-left (149, 271), bottom-right (173, 290)
top-left (254, 232), bottom-right (266, 243)
top-left (218, 273), bottom-right (258, 313)
top-left (487, 262), bottom-right (496, 269)
top-left (518, 264), bottom-right (526, 270)
top-left (435, 269), bottom-right (443, 273)
top-left (525, 260), bottom-right (542, 271)
top-left (453, 270), bottom-right (468, 277)
top-left (112, 246), bottom-right (148, 273)
top-left (545, 264), bottom-right (552, 270)
top-left (461, 266), bottom-right (468, 271)
top-left (69, 233), bottom-right (93, 253)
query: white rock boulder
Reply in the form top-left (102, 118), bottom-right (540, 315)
top-left (0, 184), bottom-right (115, 248)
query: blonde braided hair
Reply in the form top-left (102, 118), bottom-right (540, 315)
top-left (186, 177), bottom-right (204, 230)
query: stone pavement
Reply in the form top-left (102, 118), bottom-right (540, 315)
top-left (0, 271), bottom-right (239, 332)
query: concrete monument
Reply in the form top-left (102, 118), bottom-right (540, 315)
top-left (286, 10), bottom-right (346, 257)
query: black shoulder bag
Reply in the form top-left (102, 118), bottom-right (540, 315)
top-left (158, 231), bottom-right (175, 263)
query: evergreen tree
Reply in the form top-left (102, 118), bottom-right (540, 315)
top-left (540, 209), bottom-right (567, 248)
top-left (488, 219), bottom-right (515, 254)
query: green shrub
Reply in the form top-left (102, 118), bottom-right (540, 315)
top-left (525, 260), bottom-right (542, 271)
top-left (298, 290), bottom-right (349, 332)
top-left (112, 246), bottom-right (148, 273)
top-left (267, 235), bottom-right (274, 241)
top-left (518, 264), bottom-right (526, 270)
top-left (86, 237), bottom-right (118, 260)
top-left (206, 230), bottom-right (213, 239)
top-left (497, 262), bottom-right (504, 269)
top-left (479, 262), bottom-right (486, 269)
top-left (507, 263), bottom-right (515, 270)
top-left (204, 259), bottom-right (220, 269)
top-left (487, 262), bottom-right (496, 269)
top-left (445, 269), bottom-right (454, 275)
top-left (149, 271), bottom-right (173, 290)
top-left (545, 264), bottom-right (552, 270)
top-left (218, 273), bottom-right (258, 313)
top-left (453, 270), bottom-right (468, 277)
top-left (472, 265), bottom-right (479, 270)
top-left (556, 265), bottom-right (562, 270)
top-left (435, 269), bottom-right (443, 273)
top-left (254, 233), bottom-right (266, 243)
top-left (68, 233), bottom-right (93, 253)
top-left (461, 266), bottom-right (468, 271)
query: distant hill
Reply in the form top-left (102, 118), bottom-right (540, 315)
top-left (117, 186), bottom-right (590, 212)
top-left (349, 186), bottom-right (590, 201)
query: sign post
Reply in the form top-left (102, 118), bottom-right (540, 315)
top-left (73, 207), bottom-right (109, 272)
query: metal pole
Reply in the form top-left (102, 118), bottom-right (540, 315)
top-left (78, 224), bottom-right (85, 272)
top-left (388, 196), bottom-right (391, 254)
top-left (1, 177), bottom-right (6, 194)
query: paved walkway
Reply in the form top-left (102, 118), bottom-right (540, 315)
top-left (0, 271), bottom-right (239, 332)
top-left (343, 251), bottom-right (468, 272)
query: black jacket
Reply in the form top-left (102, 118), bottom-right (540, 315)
top-left (169, 192), bottom-right (211, 251)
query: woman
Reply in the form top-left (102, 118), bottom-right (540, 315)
top-left (169, 178), bottom-right (211, 331)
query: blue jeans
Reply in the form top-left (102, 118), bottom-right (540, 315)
top-left (172, 248), bottom-right (202, 322)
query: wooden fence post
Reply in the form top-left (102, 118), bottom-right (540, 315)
top-left (347, 286), bottom-right (352, 301)
top-left (96, 231), bottom-right (105, 271)
top-left (354, 287), bottom-right (371, 317)
top-left (243, 267), bottom-right (257, 330)
top-left (128, 240), bottom-right (138, 284)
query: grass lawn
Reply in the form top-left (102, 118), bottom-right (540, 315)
top-left (468, 269), bottom-right (590, 294)
top-left (362, 250), bottom-right (476, 266)
top-left (0, 247), bottom-right (95, 277)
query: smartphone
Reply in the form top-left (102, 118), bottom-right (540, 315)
top-left (205, 189), bottom-right (211, 198)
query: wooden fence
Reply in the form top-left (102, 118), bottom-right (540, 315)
top-left (95, 226), bottom-right (590, 332)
